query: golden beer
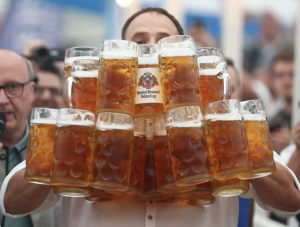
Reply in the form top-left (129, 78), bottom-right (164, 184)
top-left (51, 124), bottom-right (94, 186)
top-left (70, 70), bottom-right (98, 113)
top-left (176, 182), bottom-right (215, 205)
top-left (25, 122), bottom-right (56, 184)
top-left (205, 118), bottom-right (252, 179)
top-left (159, 55), bottom-right (201, 110)
top-left (199, 73), bottom-right (225, 111)
top-left (154, 134), bottom-right (195, 193)
top-left (91, 129), bottom-right (133, 191)
top-left (168, 126), bottom-right (213, 186)
top-left (212, 178), bottom-right (249, 197)
top-left (96, 58), bottom-right (137, 115)
top-left (242, 116), bottom-right (276, 178)
top-left (85, 188), bottom-right (123, 202)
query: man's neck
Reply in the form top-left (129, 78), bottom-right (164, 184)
top-left (1, 125), bottom-right (26, 148)
top-left (284, 99), bottom-right (292, 115)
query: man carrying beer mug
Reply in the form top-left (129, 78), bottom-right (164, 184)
top-left (1, 8), bottom-right (300, 227)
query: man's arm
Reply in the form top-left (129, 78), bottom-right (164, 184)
top-left (3, 169), bottom-right (52, 215)
top-left (250, 162), bottom-right (300, 212)
top-left (288, 121), bottom-right (300, 180)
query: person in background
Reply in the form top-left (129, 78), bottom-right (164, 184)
top-left (0, 50), bottom-right (60, 227)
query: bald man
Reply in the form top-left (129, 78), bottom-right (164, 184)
top-left (0, 50), bottom-right (60, 227)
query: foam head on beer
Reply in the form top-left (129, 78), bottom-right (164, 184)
top-left (166, 106), bottom-right (203, 128)
top-left (96, 112), bottom-right (134, 131)
top-left (100, 40), bottom-right (139, 59)
top-left (56, 108), bottom-right (95, 126)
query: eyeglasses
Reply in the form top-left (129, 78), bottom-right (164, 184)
top-left (35, 87), bottom-right (63, 96)
top-left (0, 78), bottom-right (37, 98)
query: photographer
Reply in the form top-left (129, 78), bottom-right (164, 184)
top-left (23, 40), bottom-right (64, 111)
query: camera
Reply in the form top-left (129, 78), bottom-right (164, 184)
top-left (32, 46), bottom-right (65, 66)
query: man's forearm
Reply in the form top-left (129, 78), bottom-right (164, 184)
top-left (288, 149), bottom-right (300, 181)
top-left (250, 163), bottom-right (300, 212)
top-left (4, 169), bottom-right (52, 215)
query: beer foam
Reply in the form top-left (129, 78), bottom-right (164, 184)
top-left (96, 122), bottom-right (134, 131)
top-left (199, 69), bottom-right (222, 76)
top-left (138, 56), bottom-right (159, 65)
top-left (166, 120), bottom-right (203, 128)
top-left (197, 56), bottom-right (221, 63)
top-left (154, 130), bottom-right (167, 136)
top-left (31, 119), bottom-right (56, 124)
top-left (65, 56), bottom-right (99, 65)
top-left (101, 50), bottom-right (138, 58)
top-left (243, 114), bottom-right (266, 121)
top-left (204, 113), bottom-right (242, 121)
top-left (71, 70), bottom-right (98, 78)
top-left (57, 120), bottom-right (95, 127)
top-left (159, 48), bottom-right (195, 57)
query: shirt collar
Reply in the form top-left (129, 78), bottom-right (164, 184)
top-left (14, 121), bottom-right (29, 153)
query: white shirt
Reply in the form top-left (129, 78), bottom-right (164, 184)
top-left (1, 152), bottom-right (300, 227)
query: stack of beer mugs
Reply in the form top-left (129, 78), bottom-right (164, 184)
top-left (24, 35), bottom-right (276, 206)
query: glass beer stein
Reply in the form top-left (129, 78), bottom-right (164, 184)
top-left (66, 59), bottom-right (98, 113)
top-left (90, 112), bottom-right (134, 192)
top-left (50, 108), bottom-right (95, 197)
top-left (96, 40), bottom-right (139, 116)
top-left (240, 99), bottom-right (276, 179)
top-left (158, 35), bottom-right (201, 110)
top-left (153, 116), bottom-right (195, 193)
top-left (196, 47), bottom-right (231, 113)
top-left (25, 108), bottom-right (58, 184)
top-left (204, 99), bottom-right (252, 180)
top-left (166, 106), bottom-right (213, 186)
top-left (135, 44), bottom-right (164, 117)
top-left (63, 47), bottom-right (100, 107)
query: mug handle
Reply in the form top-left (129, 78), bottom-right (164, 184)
top-left (222, 71), bottom-right (231, 100)
top-left (66, 76), bottom-right (74, 108)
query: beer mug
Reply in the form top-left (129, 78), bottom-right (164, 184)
top-left (96, 40), bottom-right (139, 116)
top-left (158, 35), bottom-right (201, 110)
top-left (176, 181), bottom-right (215, 205)
top-left (196, 47), bottom-right (231, 113)
top-left (64, 47), bottom-right (100, 106)
top-left (204, 99), bottom-right (252, 180)
top-left (135, 44), bottom-right (164, 117)
top-left (166, 106), bottom-right (213, 186)
top-left (240, 99), bottom-right (276, 179)
top-left (85, 188), bottom-right (123, 202)
top-left (50, 108), bottom-right (95, 197)
top-left (153, 116), bottom-right (195, 193)
top-left (138, 119), bottom-right (173, 201)
top-left (66, 59), bottom-right (98, 112)
top-left (25, 108), bottom-right (57, 184)
top-left (90, 112), bottom-right (134, 191)
top-left (212, 178), bottom-right (250, 197)
top-left (127, 118), bottom-right (146, 195)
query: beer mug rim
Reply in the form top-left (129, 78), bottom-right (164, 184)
top-left (57, 108), bottom-right (95, 126)
top-left (100, 39), bottom-right (139, 58)
top-left (65, 46), bottom-right (100, 60)
top-left (31, 107), bottom-right (58, 124)
top-left (165, 106), bottom-right (203, 128)
top-left (153, 116), bottom-right (167, 136)
top-left (240, 99), bottom-right (266, 118)
top-left (71, 59), bottom-right (99, 78)
top-left (157, 35), bottom-right (196, 56)
top-left (204, 99), bottom-right (242, 118)
top-left (96, 112), bottom-right (134, 131)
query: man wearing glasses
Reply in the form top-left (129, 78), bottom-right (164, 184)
top-left (0, 50), bottom-right (59, 227)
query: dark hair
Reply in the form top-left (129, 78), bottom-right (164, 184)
top-left (271, 49), bottom-right (294, 66)
top-left (39, 63), bottom-right (63, 82)
top-left (121, 7), bottom-right (184, 40)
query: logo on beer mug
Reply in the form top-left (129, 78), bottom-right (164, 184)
top-left (138, 72), bottom-right (159, 89)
